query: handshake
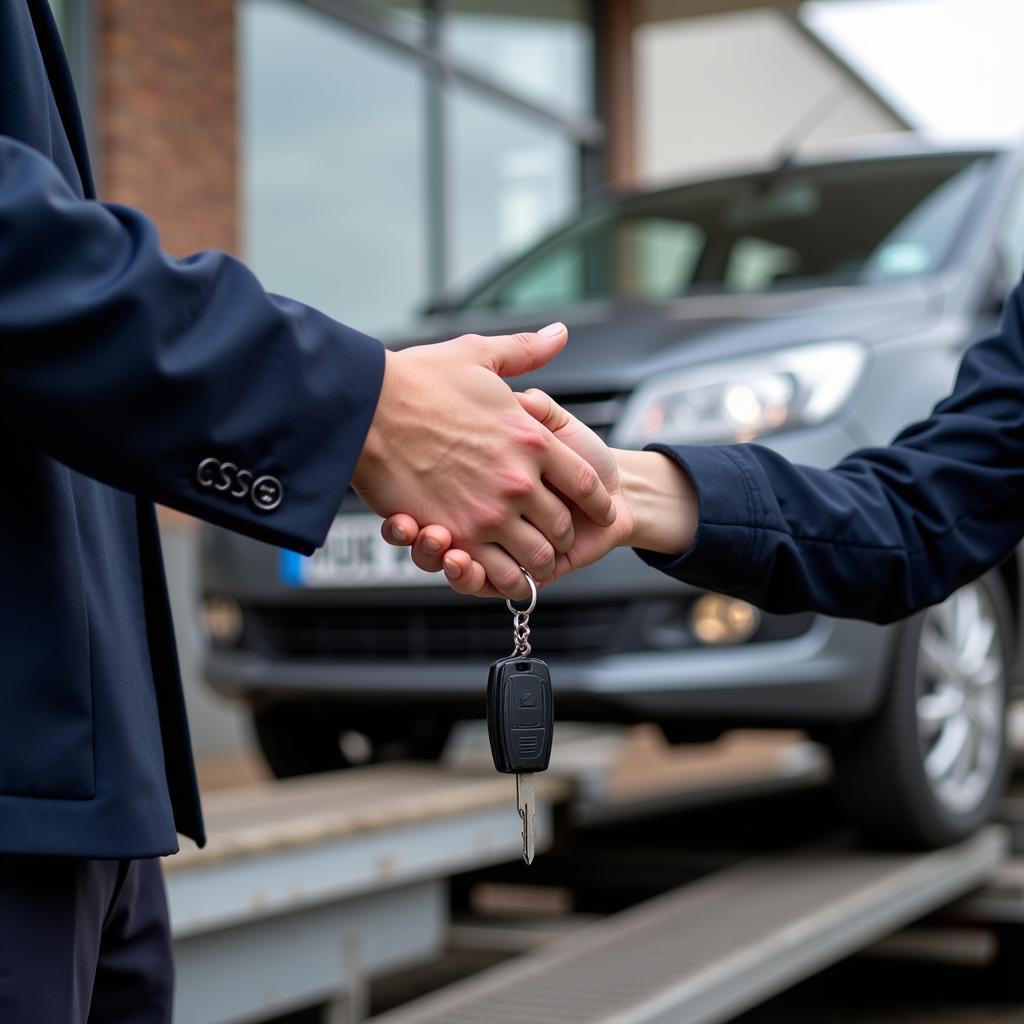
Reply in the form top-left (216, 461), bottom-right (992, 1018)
top-left (351, 323), bottom-right (698, 600)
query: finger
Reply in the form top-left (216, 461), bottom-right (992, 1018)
top-left (442, 551), bottom-right (501, 598)
top-left (475, 543), bottom-right (533, 600)
top-left (410, 524), bottom-right (453, 573)
top-left (525, 483), bottom-right (575, 554)
top-left (541, 437), bottom-right (617, 527)
top-left (516, 388), bottom-right (571, 431)
top-left (495, 517), bottom-right (558, 582)
top-left (381, 513), bottom-right (422, 547)
top-left (463, 323), bottom-right (568, 378)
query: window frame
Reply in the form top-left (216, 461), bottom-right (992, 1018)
top-left (296, 0), bottom-right (605, 299)
top-left (49, 0), bottom-right (99, 177)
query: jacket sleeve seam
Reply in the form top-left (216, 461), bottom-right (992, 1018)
top-left (721, 446), bottom-right (762, 563)
top-left (701, 489), bottom-right (1013, 557)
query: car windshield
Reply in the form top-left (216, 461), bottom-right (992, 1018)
top-left (461, 153), bottom-right (993, 313)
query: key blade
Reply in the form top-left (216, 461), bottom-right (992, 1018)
top-left (516, 773), bottom-right (537, 865)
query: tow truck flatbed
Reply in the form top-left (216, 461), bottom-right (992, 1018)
top-left (166, 734), bottom-right (1024, 1024)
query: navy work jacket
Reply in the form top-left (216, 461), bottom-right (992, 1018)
top-left (0, 1), bottom-right (385, 857)
top-left (642, 280), bottom-right (1024, 625)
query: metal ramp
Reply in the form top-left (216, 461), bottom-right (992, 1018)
top-left (369, 827), bottom-right (1008, 1024)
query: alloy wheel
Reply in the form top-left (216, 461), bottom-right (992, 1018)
top-left (915, 582), bottom-right (1006, 816)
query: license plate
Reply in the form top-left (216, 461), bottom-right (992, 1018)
top-left (280, 514), bottom-right (444, 588)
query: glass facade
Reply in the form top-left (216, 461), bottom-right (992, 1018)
top-left (242, 0), bottom-right (601, 338)
top-left (444, 0), bottom-right (594, 117)
top-left (448, 84), bottom-right (580, 290)
top-left (242, 1), bottom-right (430, 336)
top-left (47, 0), bottom-right (82, 82)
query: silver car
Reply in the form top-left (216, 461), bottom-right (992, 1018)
top-left (201, 138), bottom-right (1024, 846)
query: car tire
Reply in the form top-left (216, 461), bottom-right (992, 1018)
top-left (828, 571), bottom-right (1012, 849)
top-left (252, 701), bottom-right (452, 779)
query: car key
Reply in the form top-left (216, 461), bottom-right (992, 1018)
top-left (487, 570), bottom-right (553, 865)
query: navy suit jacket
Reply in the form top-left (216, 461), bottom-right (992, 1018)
top-left (641, 279), bottom-right (1024, 625)
top-left (1, 1), bottom-right (384, 857)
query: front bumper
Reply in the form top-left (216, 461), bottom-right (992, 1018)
top-left (201, 427), bottom-right (898, 728)
top-left (205, 610), bottom-right (896, 725)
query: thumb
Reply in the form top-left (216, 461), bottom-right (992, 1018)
top-left (477, 322), bottom-right (568, 378)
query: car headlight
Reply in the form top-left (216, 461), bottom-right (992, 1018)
top-left (614, 341), bottom-right (867, 447)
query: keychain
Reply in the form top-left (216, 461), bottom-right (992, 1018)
top-left (486, 568), bottom-right (553, 865)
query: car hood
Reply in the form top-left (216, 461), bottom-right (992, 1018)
top-left (388, 280), bottom-right (943, 395)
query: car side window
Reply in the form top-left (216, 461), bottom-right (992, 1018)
top-left (495, 216), bottom-right (704, 311)
top-left (726, 236), bottom-right (801, 292)
top-left (617, 218), bottom-right (704, 299)
top-left (499, 244), bottom-right (585, 312)
top-left (998, 176), bottom-right (1024, 284)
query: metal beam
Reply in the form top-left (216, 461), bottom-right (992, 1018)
top-left (166, 765), bottom-right (565, 1024)
top-left (299, 0), bottom-right (605, 145)
top-left (641, 0), bottom-right (803, 20)
top-left (173, 881), bottom-right (444, 1024)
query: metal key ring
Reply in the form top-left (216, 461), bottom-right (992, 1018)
top-left (505, 567), bottom-right (538, 617)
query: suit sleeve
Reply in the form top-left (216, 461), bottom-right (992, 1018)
top-left (0, 136), bottom-right (385, 554)
top-left (636, 278), bottom-right (1024, 624)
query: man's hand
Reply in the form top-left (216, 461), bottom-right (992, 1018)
top-left (381, 390), bottom-right (699, 596)
top-left (351, 327), bottom-right (617, 599)
top-left (381, 389), bottom-right (635, 596)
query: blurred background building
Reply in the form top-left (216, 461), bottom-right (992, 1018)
top-left (45, 0), bottom-right (1024, 765)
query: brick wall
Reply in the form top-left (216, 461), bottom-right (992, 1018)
top-left (96, 0), bottom-right (238, 258)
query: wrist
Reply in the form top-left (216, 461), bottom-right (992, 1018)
top-left (352, 349), bottom-right (399, 491)
top-left (614, 449), bottom-right (698, 555)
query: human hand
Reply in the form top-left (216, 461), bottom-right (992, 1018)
top-left (383, 389), bottom-right (635, 596)
top-left (351, 327), bottom-right (617, 599)
top-left (382, 391), bottom-right (699, 596)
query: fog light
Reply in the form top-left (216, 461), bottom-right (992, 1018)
top-left (691, 595), bottom-right (760, 645)
top-left (201, 596), bottom-right (244, 647)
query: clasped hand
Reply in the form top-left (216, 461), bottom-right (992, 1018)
top-left (351, 322), bottom-right (620, 600)
top-left (353, 324), bottom-right (698, 599)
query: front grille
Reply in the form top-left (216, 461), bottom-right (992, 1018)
top-left (244, 601), bottom-right (632, 663)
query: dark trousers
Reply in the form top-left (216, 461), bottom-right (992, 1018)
top-left (0, 856), bottom-right (173, 1023)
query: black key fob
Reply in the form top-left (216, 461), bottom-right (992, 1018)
top-left (486, 655), bottom-right (553, 774)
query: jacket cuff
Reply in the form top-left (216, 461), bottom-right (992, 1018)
top-left (284, 321), bottom-right (387, 552)
top-left (633, 443), bottom-right (761, 586)
top-left (177, 314), bottom-right (386, 556)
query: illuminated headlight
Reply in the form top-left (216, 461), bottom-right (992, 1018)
top-left (614, 341), bottom-right (867, 447)
top-left (201, 596), bottom-right (244, 647)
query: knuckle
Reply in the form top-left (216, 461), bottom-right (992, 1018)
top-left (512, 332), bottom-right (534, 356)
top-left (513, 423), bottom-right (550, 455)
top-left (575, 460), bottom-right (600, 499)
top-left (553, 507), bottom-right (574, 540)
top-left (529, 542), bottom-right (556, 576)
top-left (497, 468), bottom-right (535, 500)
top-left (494, 565), bottom-right (524, 593)
top-left (469, 502), bottom-right (505, 532)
